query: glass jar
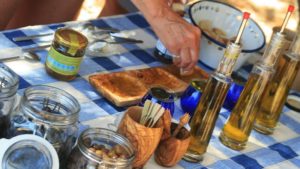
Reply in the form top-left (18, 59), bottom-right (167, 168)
top-left (45, 28), bottom-right (88, 81)
top-left (8, 85), bottom-right (80, 167)
top-left (0, 134), bottom-right (59, 169)
top-left (67, 128), bottom-right (135, 169)
top-left (0, 64), bottom-right (19, 139)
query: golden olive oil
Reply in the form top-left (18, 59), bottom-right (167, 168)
top-left (255, 53), bottom-right (300, 134)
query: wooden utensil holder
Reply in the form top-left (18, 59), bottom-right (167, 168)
top-left (155, 123), bottom-right (191, 167)
top-left (117, 106), bottom-right (164, 169)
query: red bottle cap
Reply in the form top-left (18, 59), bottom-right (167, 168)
top-left (288, 5), bottom-right (295, 12)
top-left (243, 12), bottom-right (251, 19)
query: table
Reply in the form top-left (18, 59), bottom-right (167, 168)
top-left (0, 12), bottom-right (300, 169)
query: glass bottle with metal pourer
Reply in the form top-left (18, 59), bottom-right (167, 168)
top-left (219, 5), bottom-right (294, 150)
top-left (183, 12), bottom-right (250, 163)
top-left (255, 20), bottom-right (300, 135)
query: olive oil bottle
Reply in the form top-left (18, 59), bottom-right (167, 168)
top-left (255, 29), bottom-right (300, 135)
top-left (219, 5), bottom-right (294, 150)
top-left (183, 12), bottom-right (250, 162)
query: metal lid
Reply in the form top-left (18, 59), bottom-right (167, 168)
top-left (0, 135), bottom-right (59, 169)
top-left (150, 87), bottom-right (175, 102)
top-left (190, 79), bottom-right (207, 91)
top-left (54, 28), bottom-right (88, 49)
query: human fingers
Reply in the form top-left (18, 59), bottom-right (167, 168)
top-left (185, 26), bottom-right (201, 70)
top-left (179, 47), bottom-right (191, 69)
top-left (172, 54), bottom-right (181, 66)
top-left (185, 49), bottom-right (198, 70)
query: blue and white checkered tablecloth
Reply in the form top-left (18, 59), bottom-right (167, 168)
top-left (0, 12), bottom-right (300, 169)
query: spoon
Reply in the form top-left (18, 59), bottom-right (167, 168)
top-left (172, 113), bottom-right (190, 137)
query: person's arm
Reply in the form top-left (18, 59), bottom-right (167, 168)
top-left (131, 0), bottom-right (201, 71)
top-left (5, 0), bottom-right (83, 30)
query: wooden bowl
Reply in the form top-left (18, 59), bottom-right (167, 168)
top-left (155, 123), bottom-right (191, 167)
top-left (117, 106), bottom-right (164, 169)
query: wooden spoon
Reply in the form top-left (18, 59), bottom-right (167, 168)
top-left (172, 113), bottom-right (190, 137)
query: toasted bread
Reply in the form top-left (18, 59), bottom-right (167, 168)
top-left (89, 72), bottom-right (148, 107)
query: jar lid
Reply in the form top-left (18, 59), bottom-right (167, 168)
top-left (190, 79), bottom-right (207, 91)
top-left (0, 135), bottom-right (59, 169)
top-left (54, 28), bottom-right (88, 49)
top-left (149, 87), bottom-right (175, 102)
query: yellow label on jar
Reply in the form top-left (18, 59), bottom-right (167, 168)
top-left (46, 47), bottom-right (83, 76)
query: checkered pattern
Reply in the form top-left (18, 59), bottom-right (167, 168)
top-left (0, 13), bottom-right (299, 169)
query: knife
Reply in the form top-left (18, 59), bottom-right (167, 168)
top-left (104, 36), bottom-right (144, 44)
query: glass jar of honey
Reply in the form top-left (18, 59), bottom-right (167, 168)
top-left (46, 28), bottom-right (88, 81)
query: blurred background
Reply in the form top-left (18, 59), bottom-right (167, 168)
top-left (1, 0), bottom-right (299, 91)
top-left (78, 0), bottom-right (300, 91)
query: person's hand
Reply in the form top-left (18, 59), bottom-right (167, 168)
top-left (131, 0), bottom-right (200, 72)
top-left (149, 9), bottom-right (201, 71)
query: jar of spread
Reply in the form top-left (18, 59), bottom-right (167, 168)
top-left (46, 28), bottom-right (88, 81)
top-left (8, 85), bottom-right (80, 168)
top-left (67, 128), bottom-right (135, 169)
top-left (0, 64), bottom-right (19, 139)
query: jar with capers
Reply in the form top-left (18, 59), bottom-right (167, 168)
top-left (46, 28), bottom-right (88, 81)
top-left (8, 85), bottom-right (80, 168)
top-left (67, 128), bottom-right (135, 169)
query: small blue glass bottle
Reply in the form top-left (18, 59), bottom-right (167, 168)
top-left (180, 79), bottom-right (206, 117)
top-left (140, 87), bottom-right (175, 116)
top-left (223, 72), bottom-right (246, 111)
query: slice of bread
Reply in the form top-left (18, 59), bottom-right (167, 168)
top-left (89, 72), bottom-right (148, 107)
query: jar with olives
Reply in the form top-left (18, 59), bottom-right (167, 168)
top-left (67, 128), bottom-right (135, 169)
top-left (46, 28), bottom-right (88, 81)
top-left (8, 85), bottom-right (80, 168)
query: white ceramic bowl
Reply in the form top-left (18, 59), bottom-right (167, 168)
top-left (188, 0), bottom-right (265, 70)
